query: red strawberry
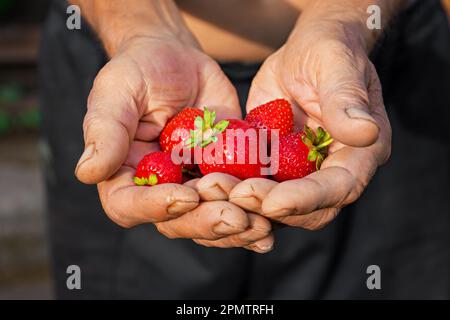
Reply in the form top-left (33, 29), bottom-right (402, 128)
top-left (159, 107), bottom-right (204, 169)
top-left (134, 151), bottom-right (182, 186)
top-left (245, 99), bottom-right (294, 141)
top-left (271, 126), bottom-right (333, 182)
top-left (187, 109), bottom-right (267, 180)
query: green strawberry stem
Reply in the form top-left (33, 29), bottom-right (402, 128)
top-left (133, 174), bottom-right (158, 186)
top-left (185, 107), bottom-right (229, 148)
top-left (148, 174), bottom-right (158, 185)
top-left (301, 125), bottom-right (334, 170)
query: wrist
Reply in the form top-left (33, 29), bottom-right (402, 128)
top-left (99, 18), bottom-right (198, 57)
top-left (296, 0), bottom-right (406, 52)
top-left (72, 0), bottom-right (199, 57)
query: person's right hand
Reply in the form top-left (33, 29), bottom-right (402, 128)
top-left (74, 36), bottom-right (273, 253)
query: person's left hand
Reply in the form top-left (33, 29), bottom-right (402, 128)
top-left (226, 18), bottom-right (392, 230)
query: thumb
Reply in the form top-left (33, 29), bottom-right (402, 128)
top-left (318, 57), bottom-right (380, 147)
top-left (75, 71), bottom-right (138, 184)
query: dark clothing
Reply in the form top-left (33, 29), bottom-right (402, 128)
top-left (39, 0), bottom-right (450, 299)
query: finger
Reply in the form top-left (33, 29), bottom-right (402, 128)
top-left (196, 59), bottom-right (242, 120)
top-left (193, 213), bottom-right (272, 252)
top-left (183, 178), bottom-right (200, 190)
top-left (234, 213), bottom-right (272, 243)
top-left (98, 166), bottom-right (199, 228)
top-left (262, 146), bottom-right (380, 220)
top-left (75, 62), bottom-right (140, 184)
top-left (229, 178), bottom-right (278, 214)
top-left (277, 207), bottom-right (340, 230)
top-left (244, 234), bottom-right (275, 254)
top-left (196, 173), bottom-right (242, 201)
top-left (155, 201), bottom-right (249, 240)
top-left (318, 47), bottom-right (379, 147)
top-left (195, 232), bottom-right (274, 254)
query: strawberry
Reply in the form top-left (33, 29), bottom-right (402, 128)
top-left (186, 109), bottom-right (267, 180)
top-left (159, 107), bottom-right (204, 169)
top-left (271, 126), bottom-right (333, 182)
top-left (134, 151), bottom-right (182, 186)
top-left (245, 99), bottom-right (294, 141)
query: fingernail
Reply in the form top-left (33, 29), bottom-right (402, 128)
top-left (213, 209), bottom-right (247, 235)
top-left (75, 144), bottom-right (95, 173)
top-left (255, 240), bottom-right (273, 253)
top-left (167, 200), bottom-right (198, 216)
top-left (345, 107), bottom-right (377, 124)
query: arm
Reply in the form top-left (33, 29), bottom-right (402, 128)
top-left (292, 0), bottom-right (408, 51)
top-left (70, 0), bottom-right (273, 252)
top-left (70, 0), bottom-right (199, 55)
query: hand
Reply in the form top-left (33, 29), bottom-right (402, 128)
top-left (75, 36), bottom-right (273, 252)
top-left (228, 17), bottom-right (392, 230)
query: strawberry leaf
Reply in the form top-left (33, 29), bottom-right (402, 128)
top-left (316, 127), bottom-right (325, 143)
top-left (194, 116), bottom-right (204, 130)
top-left (301, 135), bottom-right (314, 149)
top-left (307, 150), bottom-right (318, 162)
top-left (210, 111), bottom-right (216, 126)
top-left (316, 154), bottom-right (324, 170)
top-left (204, 108), bottom-right (212, 129)
top-left (148, 174), bottom-right (158, 186)
top-left (303, 125), bottom-right (315, 142)
top-left (316, 138), bottom-right (334, 150)
top-left (133, 176), bottom-right (148, 186)
top-left (214, 120), bottom-right (229, 133)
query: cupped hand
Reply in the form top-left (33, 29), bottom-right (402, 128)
top-left (74, 36), bottom-right (272, 252)
top-left (228, 20), bottom-right (392, 230)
